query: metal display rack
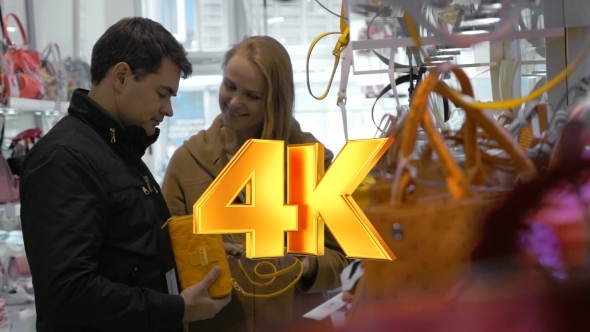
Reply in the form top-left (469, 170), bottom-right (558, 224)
top-left (338, 0), bottom-right (589, 114)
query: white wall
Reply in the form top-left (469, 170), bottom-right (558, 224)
top-left (79, 0), bottom-right (137, 60)
top-left (30, 0), bottom-right (137, 60)
top-left (32, 0), bottom-right (74, 58)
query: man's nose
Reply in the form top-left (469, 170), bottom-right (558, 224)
top-left (161, 99), bottom-right (173, 117)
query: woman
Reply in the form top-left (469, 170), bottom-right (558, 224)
top-left (162, 35), bottom-right (349, 332)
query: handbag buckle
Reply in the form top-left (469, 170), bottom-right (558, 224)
top-left (199, 247), bottom-right (209, 267)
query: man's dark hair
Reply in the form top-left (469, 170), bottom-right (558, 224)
top-left (90, 17), bottom-right (193, 85)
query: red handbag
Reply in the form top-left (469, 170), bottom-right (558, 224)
top-left (1, 13), bottom-right (43, 100)
top-left (8, 128), bottom-right (42, 151)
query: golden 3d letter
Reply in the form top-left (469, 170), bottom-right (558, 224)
top-left (194, 139), bottom-right (298, 259)
top-left (286, 138), bottom-right (395, 261)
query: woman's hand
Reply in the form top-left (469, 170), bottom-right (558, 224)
top-left (224, 242), bottom-right (245, 258)
top-left (285, 251), bottom-right (319, 279)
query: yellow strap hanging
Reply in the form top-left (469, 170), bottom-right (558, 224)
top-left (306, 3), bottom-right (350, 100)
top-left (402, 13), bottom-right (590, 111)
top-left (231, 258), bottom-right (304, 298)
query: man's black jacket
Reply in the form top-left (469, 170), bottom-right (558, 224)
top-left (19, 89), bottom-right (184, 331)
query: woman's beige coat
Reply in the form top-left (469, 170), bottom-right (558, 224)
top-left (162, 114), bottom-right (350, 332)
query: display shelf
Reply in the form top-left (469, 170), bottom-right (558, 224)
top-left (6, 303), bottom-right (35, 332)
top-left (350, 27), bottom-right (565, 51)
top-left (353, 62), bottom-right (498, 76)
top-left (1, 98), bottom-right (69, 115)
top-left (0, 203), bottom-right (19, 221)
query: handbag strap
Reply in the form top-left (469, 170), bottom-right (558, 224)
top-left (371, 66), bottom-right (428, 131)
top-left (394, 63), bottom-right (538, 202)
top-left (231, 257), bottom-right (304, 298)
top-left (3, 13), bottom-right (28, 46)
top-left (46, 43), bottom-right (63, 65)
top-left (306, 3), bottom-right (349, 101)
top-left (0, 3), bottom-right (4, 41)
top-left (0, 114), bottom-right (4, 144)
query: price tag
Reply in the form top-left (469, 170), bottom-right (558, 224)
top-left (302, 292), bottom-right (347, 321)
top-left (166, 268), bottom-right (179, 295)
top-left (14, 203), bottom-right (20, 217)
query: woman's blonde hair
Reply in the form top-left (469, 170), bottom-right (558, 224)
top-left (222, 35), bottom-right (294, 142)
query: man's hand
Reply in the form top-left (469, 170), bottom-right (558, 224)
top-left (180, 266), bottom-right (232, 322)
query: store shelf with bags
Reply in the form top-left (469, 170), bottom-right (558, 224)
top-left (2, 97), bottom-right (68, 114)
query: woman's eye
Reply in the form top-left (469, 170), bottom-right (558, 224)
top-left (158, 92), bottom-right (165, 98)
top-left (248, 94), bottom-right (261, 100)
top-left (225, 81), bottom-right (236, 90)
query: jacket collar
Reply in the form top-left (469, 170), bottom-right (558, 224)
top-left (181, 114), bottom-right (335, 180)
top-left (67, 89), bottom-right (159, 161)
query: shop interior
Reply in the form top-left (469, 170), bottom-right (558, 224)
top-left (1, 0), bottom-right (590, 331)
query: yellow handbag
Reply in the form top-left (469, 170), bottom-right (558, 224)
top-left (347, 64), bottom-right (538, 322)
top-left (162, 215), bottom-right (233, 299)
top-left (163, 215), bottom-right (304, 299)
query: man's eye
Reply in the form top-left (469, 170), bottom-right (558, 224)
top-left (158, 93), bottom-right (165, 98)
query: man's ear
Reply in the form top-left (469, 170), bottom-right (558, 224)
top-left (112, 62), bottom-right (132, 92)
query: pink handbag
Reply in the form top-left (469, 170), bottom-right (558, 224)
top-left (7, 256), bottom-right (30, 279)
top-left (0, 115), bottom-right (19, 203)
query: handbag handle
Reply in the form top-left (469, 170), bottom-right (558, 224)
top-left (52, 43), bottom-right (63, 65)
top-left (394, 63), bottom-right (538, 202)
top-left (41, 42), bottom-right (64, 65)
top-left (432, 66), bottom-right (538, 181)
top-left (394, 66), bottom-right (473, 202)
top-left (386, 69), bottom-right (485, 186)
top-left (3, 13), bottom-right (28, 47)
top-left (0, 114), bottom-right (5, 145)
top-left (9, 128), bottom-right (42, 151)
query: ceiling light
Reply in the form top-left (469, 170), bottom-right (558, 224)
top-left (479, 3), bottom-right (502, 10)
top-left (436, 44), bottom-right (465, 51)
top-left (426, 55), bottom-right (455, 62)
top-left (437, 50), bottom-right (461, 56)
top-left (462, 11), bottom-right (501, 25)
top-left (454, 23), bottom-right (495, 35)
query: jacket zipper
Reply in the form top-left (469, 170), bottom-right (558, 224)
top-left (143, 176), bottom-right (159, 194)
top-left (109, 127), bottom-right (160, 197)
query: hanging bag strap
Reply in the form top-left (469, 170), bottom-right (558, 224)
top-left (371, 66), bottom-right (428, 131)
top-left (231, 256), bottom-right (304, 299)
top-left (0, 114), bottom-right (5, 145)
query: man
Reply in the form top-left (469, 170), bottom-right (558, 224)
top-left (19, 17), bottom-right (231, 332)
